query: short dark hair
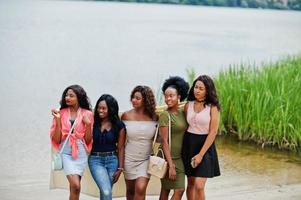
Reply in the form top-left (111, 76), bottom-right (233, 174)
top-left (187, 75), bottom-right (221, 110)
top-left (162, 76), bottom-right (189, 102)
top-left (130, 85), bottom-right (156, 119)
top-left (94, 94), bottom-right (121, 126)
top-left (60, 85), bottom-right (91, 110)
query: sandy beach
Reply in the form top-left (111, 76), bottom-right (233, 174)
top-left (2, 172), bottom-right (301, 200)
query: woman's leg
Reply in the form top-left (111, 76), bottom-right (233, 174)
top-left (66, 174), bottom-right (81, 200)
top-left (194, 177), bottom-right (207, 200)
top-left (125, 179), bottom-right (136, 200)
top-left (171, 188), bottom-right (185, 200)
top-left (186, 177), bottom-right (195, 200)
top-left (159, 188), bottom-right (170, 200)
top-left (134, 177), bottom-right (149, 200)
top-left (106, 155), bottom-right (118, 184)
top-left (89, 156), bottom-right (112, 200)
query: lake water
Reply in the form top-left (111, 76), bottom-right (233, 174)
top-left (0, 0), bottom-right (301, 199)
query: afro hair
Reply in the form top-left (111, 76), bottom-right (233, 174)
top-left (162, 76), bottom-right (189, 102)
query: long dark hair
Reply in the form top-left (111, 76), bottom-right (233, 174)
top-left (130, 85), bottom-right (156, 119)
top-left (94, 94), bottom-right (121, 127)
top-left (162, 76), bottom-right (189, 102)
top-left (187, 75), bottom-right (221, 110)
top-left (60, 85), bottom-right (91, 110)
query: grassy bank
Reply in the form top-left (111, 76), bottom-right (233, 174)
top-left (215, 56), bottom-right (301, 151)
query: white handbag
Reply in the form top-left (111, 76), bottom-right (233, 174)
top-left (52, 116), bottom-right (77, 171)
top-left (147, 114), bottom-right (171, 178)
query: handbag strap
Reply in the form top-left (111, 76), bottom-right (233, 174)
top-left (168, 113), bottom-right (171, 150)
top-left (152, 112), bottom-right (171, 152)
top-left (152, 125), bottom-right (160, 148)
top-left (58, 109), bottom-right (80, 154)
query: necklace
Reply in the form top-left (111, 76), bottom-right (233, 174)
top-left (195, 99), bottom-right (205, 103)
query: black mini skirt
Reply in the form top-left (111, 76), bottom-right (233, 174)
top-left (182, 131), bottom-right (220, 178)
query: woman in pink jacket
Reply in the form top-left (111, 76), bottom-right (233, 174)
top-left (50, 85), bottom-right (94, 200)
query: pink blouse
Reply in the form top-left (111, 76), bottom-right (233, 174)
top-left (186, 101), bottom-right (211, 135)
top-left (50, 108), bottom-right (94, 159)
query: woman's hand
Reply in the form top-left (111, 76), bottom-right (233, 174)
top-left (112, 169), bottom-right (122, 184)
top-left (168, 165), bottom-right (177, 181)
top-left (51, 109), bottom-right (62, 144)
top-left (82, 115), bottom-right (91, 126)
top-left (191, 153), bottom-right (203, 168)
top-left (51, 109), bottom-right (60, 120)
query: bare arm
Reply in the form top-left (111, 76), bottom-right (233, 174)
top-left (199, 106), bottom-right (220, 156)
top-left (160, 126), bottom-right (176, 180)
top-left (192, 106), bottom-right (220, 167)
top-left (113, 127), bottom-right (126, 183)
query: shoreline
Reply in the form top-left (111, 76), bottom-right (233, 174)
top-left (2, 178), bottom-right (301, 200)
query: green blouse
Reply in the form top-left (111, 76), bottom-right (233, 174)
top-left (158, 107), bottom-right (188, 159)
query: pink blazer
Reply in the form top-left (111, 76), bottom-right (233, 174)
top-left (50, 108), bottom-right (94, 159)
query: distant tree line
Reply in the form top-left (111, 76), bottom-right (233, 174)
top-left (95, 0), bottom-right (301, 10)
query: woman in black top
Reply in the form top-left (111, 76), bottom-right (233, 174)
top-left (88, 94), bottom-right (126, 200)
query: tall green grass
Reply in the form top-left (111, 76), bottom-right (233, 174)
top-left (215, 56), bottom-right (301, 150)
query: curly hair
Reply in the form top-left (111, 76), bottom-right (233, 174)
top-left (60, 84), bottom-right (91, 110)
top-left (187, 75), bottom-right (221, 110)
top-left (130, 85), bottom-right (156, 119)
top-left (161, 76), bottom-right (189, 102)
top-left (93, 94), bottom-right (121, 127)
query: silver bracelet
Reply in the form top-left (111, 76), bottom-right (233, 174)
top-left (117, 167), bottom-right (124, 171)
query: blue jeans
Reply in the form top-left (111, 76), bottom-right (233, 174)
top-left (88, 154), bottom-right (118, 200)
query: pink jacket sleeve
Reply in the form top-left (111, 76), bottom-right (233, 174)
top-left (50, 117), bottom-right (61, 150)
top-left (84, 110), bottom-right (94, 152)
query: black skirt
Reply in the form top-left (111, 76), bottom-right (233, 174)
top-left (182, 131), bottom-right (220, 178)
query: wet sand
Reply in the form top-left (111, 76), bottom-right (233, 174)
top-left (2, 174), bottom-right (301, 200)
top-left (2, 136), bottom-right (301, 200)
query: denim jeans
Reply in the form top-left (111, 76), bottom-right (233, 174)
top-left (88, 154), bottom-right (118, 200)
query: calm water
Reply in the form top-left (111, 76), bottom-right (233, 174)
top-left (0, 0), bottom-right (301, 199)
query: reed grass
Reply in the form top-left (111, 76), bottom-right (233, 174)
top-left (215, 56), bottom-right (301, 150)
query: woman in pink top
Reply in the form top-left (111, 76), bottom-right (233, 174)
top-left (182, 75), bottom-right (221, 200)
top-left (50, 85), bottom-right (93, 200)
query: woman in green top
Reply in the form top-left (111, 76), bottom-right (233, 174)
top-left (159, 76), bottom-right (189, 200)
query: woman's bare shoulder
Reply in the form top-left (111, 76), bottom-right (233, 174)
top-left (121, 109), bottom-right (134, 120)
